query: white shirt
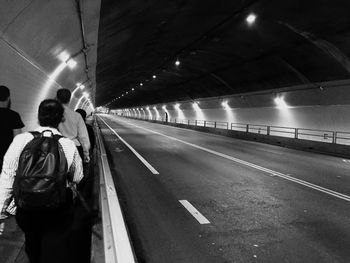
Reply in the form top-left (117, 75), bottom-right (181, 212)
top-left (58, 105), bottom-right (90, 159)
top-left (0, 127), bottom-right (84, 219)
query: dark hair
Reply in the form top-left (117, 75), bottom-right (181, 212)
top-left (0, 85), bottom-right (10, 101)
top-left (56, 89), bottom-right (71, 104)
top-left (76, 109), bottom-right (87, 122)
top-left (38, 99), bottom-right (64, 128)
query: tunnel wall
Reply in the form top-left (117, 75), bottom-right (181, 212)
top-left (121, 82), bottom-right (350, 132)
top-left (0, 39), bottom-right (63, 130)
top-left (0, 39), bottom-right (86, 131)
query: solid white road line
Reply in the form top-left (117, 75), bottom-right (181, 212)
top-left (98, 116), bottom-right (159, 175)
top-left (179, 200), bottom-right (210, 224)
top-left (109, 116), bottom-right (350, 203)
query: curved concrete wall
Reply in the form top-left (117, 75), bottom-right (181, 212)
top-left (119, 81), bottom-right (350, 132)
top-left (0, 39), bottom-right (63, 130)
top-left (0, 0), bottom-right (100, 131)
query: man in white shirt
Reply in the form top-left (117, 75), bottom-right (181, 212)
top-left (56, 89), bottom-right (90, 163)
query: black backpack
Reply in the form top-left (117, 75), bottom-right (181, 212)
top-left (13, 130), bottom-right (69, 211)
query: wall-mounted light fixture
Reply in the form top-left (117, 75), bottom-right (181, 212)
top-left (274, 96), bottom-right (289, 109)
top-left (146, 106), bottom-right (152, 119)
top-left (221, 101), bottom-right (230, 110)
top-left (174, 103), bottom-right (184, 119)
top-left (153, 106), bottom-right (160, 119)
top-left (192, 101), bottom-right (204, 119)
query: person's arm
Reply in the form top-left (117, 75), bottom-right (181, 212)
top-left (12, 112), bottom-right (24, 137)
top-left (70, 147), bottom-right (84, 184)
top-left (77, 116), bottom-right (90, 162)
top-left (0, 134), bottom-right (30, 220)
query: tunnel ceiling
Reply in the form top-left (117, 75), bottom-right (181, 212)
top-left (96, 0), bottom-right (350, 108)
top-left (0, 0), bottom-right (100, 107)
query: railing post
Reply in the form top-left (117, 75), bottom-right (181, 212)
top-left (204, 121), bottom-right (206, 127)
top-left (214, 121), bottom-right (217, 128)
top-left (188, 119), bottom-right (190, 126)
top-left (246, 124), bottom-right (249, 133)
top-left (333, 131), bottom-right (337, 144)
top-left (267, 126), bottom-right (270, 136)
top-left (195, 120), bottom-right (197, 126)
top-left (295, 128), bottom-right (298, 139)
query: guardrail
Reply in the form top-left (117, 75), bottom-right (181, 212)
top-left (95, 116), bottom-right (136, 263)
top-left (119, 115), bottom-right (350, 146)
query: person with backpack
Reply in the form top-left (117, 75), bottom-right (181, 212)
top-left (0, 99), bottom-right (84, 263)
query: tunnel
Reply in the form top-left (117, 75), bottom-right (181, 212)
top-left (0, 0), bottom-right (350, 262)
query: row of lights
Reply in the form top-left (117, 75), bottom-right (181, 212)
top-left (122, 95), bottom-right (289, 112)
top-left (59, 51), bottom-right (94, 97)
top-left (105, 13), bottom-right (257, 108)
top-left (104, 58), bottom-right (181, 107)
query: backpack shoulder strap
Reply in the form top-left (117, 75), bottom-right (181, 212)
top-left (29, 131), bottom-right (41, 138)
top-left (53, 134), bottom-right (63, 140)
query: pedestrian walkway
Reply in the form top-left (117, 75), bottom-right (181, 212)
top-left (0, 216), bottom-right (28, 263)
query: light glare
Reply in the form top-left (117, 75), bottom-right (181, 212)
top-left (66, 58), bottom-right (77, 69)
top-left (246, 13), bottom-right (257, 25)
top-left (58, 51), bottom-right (70, 62)
top-left (274, 97), bottom-right (289, 109)
top-left (222, 101), bottom-right (230, 110)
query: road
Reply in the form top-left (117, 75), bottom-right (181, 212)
top-left (97, 114), bottom-right (350, 263)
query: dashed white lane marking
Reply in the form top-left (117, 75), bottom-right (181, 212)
top-left (107, 116), bottom-right (350, 203)
top-left (179, 200), bottom-right (210, 224)
top-left (99, 116), bottom-right (159, 175)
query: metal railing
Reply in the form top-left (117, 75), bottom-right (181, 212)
top-left (119, 114), bottom-right (350, 146)
top-left (95, 116), bottom-right (136, 263)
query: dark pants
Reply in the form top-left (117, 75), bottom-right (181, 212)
top-left (16, 192), bottom-right (92, 263)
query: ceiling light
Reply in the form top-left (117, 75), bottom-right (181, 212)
top-left (66, 58), bottom-right (77, 69)
top-left (58, 51), bottom-right (70, 62)
top-left (246, 13), bottom-right (257, 25)
top-left (132, 88), bottom-right (135, 91)
top-left (140, 83), bottom-right (143, 86)
top-left (153, 75), bottom-right (156, 79)
top-left (175, 59), bottom-right (180, 66)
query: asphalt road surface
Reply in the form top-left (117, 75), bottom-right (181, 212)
top-left (97, 114), bottom-right (350, 263)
